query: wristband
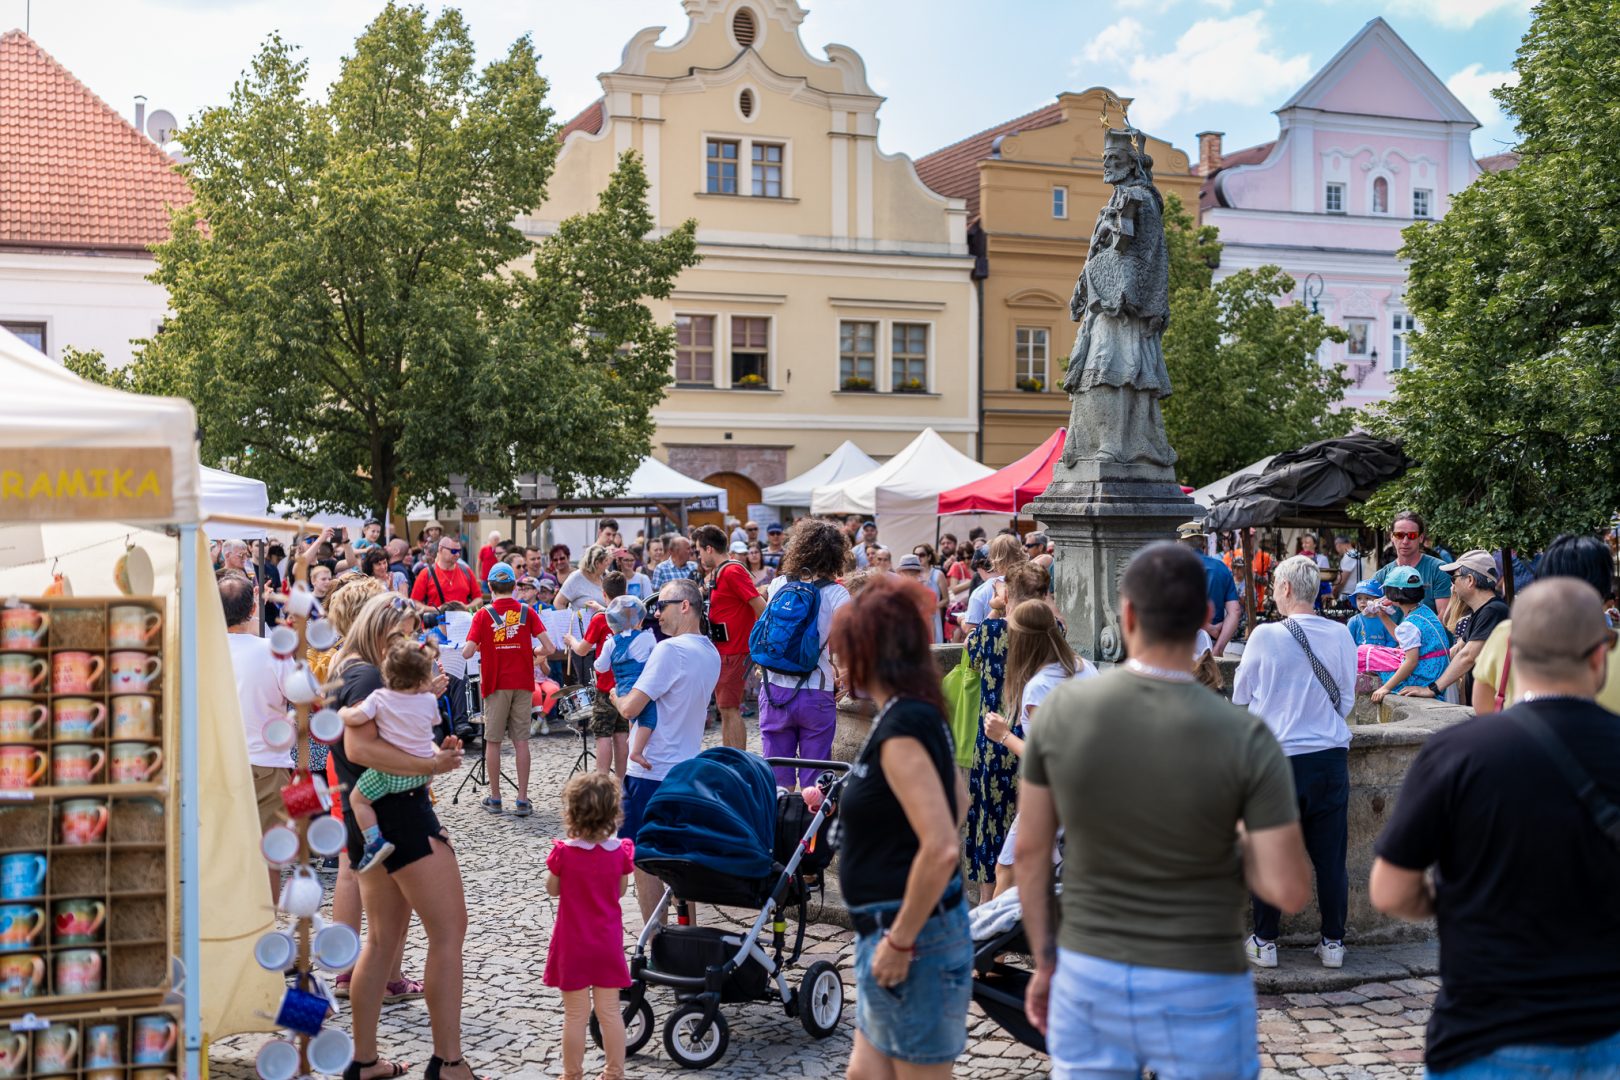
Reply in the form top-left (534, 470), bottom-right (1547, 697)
top-left (883, 931), bottom-right (915, 954)
top-left (1427, 682), bottom-right (1440, 696)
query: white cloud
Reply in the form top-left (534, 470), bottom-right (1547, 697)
top-left (1199, 0), bottom-right (1236, 11)
top-left (1447, 63), bottom-right (1521, 155)
top-left (1100, 11), bottom-right (1312, 132)
top-left (1385, 0), bottom-right (1533, 30)
top-left (1077, 17), bottom-right (1145, 66)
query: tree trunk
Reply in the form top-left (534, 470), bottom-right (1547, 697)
top-left (1500, 546), bottom-right (1515, 604)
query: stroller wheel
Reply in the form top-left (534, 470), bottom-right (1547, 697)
top-left (798, 961), bottom-right (844, 1038)
top-left (589, 991), bottom-right (654, 1057)
top-left (662, 1002), bottom-right (730, 1069)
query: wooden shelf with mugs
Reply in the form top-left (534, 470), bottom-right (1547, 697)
top-left (0, 1002), bottom-right (181, 1078)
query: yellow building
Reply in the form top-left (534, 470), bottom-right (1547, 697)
top-left (527, 0), bottom-right (975, 513)
top-left (916, 91), bottom-right (1201, 467)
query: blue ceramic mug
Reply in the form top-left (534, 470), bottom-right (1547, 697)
top-left (273, 987), bottom-right (329, 1037)
top-left (0, 905), bottom-right (42, 953)
top-left (0, 854), bottom-right (44, 901)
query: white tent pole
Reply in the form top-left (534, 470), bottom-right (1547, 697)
top-left (178, 523), bottom-right (202, 1079)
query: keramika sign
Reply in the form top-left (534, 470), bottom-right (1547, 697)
top-left (0, 448), bottom-right (174, 522)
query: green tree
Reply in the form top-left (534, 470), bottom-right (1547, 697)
top-left (1158, 193), bottom-right (1352, 488)
top-left (100, 4), bottom-right (698, 519)
top-left (1357, 0), bottom-right (1620, 551)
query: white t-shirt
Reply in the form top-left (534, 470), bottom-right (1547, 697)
top-left (1020, 660), bottom-right (1096, 728)
top-left (1194, 629), bottom-right (1214, 658)
top-left (1394, 619), bottom-right (1423, 652)
top-left (763, 578), bottom-right (850, 692)
top-left (1337, 551), bottom-right (1364, 596)
top-left (964, 574), bottom-right (1004, 628)
top-left (594, 628), bottom-right (656, 673)
top-left (1231, 614), bottom-right (1356, 756)
top-left (558, 571), bottom-right (606, 611)
top-left (357, 688), bottom-right (439, 758)
top-left (853, 543), bottom-right (889, 570)
top-left (627, 633), bottom-right (721, 782)
top-left (227, 633), bottom-right (293, 769)
top-left (623, 571), bottom-right (654, 600)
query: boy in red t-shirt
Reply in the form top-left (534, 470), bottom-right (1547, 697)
top-left (462, 563), bottom-right (552, 815)
top-left (563, 572), bottom-right (630, 778)
top-left (694, 525), bottom-right (765, 750)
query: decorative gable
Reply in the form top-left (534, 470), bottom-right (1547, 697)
top-left (1279, 17), bottom-right (1477, 126)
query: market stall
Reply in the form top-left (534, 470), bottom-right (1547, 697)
top-left (200, 467), bottom-right (270, 540)
top-left (511, 456), bottom-right (728, 552)
top-left (761, 440), bottom-right (879, 512)
top-left (936, 428), bottom-right (1064, 518)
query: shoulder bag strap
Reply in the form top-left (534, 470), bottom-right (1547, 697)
top-left (428, 566), bottom-right (446, 606)
top-left (1507, 710), bottom-right (1620, 853)
top-left (1495, 633), bottom-right (1513, 710)
top-left (1283, 617), bottom-right (1342, 712)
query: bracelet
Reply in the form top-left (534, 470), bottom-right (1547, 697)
top-left (882, 931), bottom-right (915, 954)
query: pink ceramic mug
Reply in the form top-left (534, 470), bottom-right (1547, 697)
top-left (0, 702), bottom-right (45, 744)
top-left (0, 747), bottom-right (46, 790)
top-left (0, 609), bottom-right (47, 649)
top-left (52, 744), bottom-right (105, 787)
top-left (108, 652), bottom-right (161, 692)
top-left (108, 606), bottom-right (162, 648)
top-left (51, 652), bottom-right (103, 694)
top-left (111, 743), bottom-right (163, 784)
top-left (0, 656), bottom-right (46, 698)
top-left (54, 947), bottom-right (101, 995)
top-left (52, 698), bottom-right (107, 741)
top-left (59, 800), bottom-right (108, 846)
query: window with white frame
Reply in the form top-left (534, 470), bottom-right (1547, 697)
top-left (674, 315), bottom-right (715, 385)
top-left (1325, 183), bottom-right (1345, 214)
top-left (706, 139), bottom-right (739, 195)
top-left (1372, 176), bottom-right (1390, 214)
top-left (1015, 327), bottom-right (1049, 388)
top-left (891, 323), bottom-right (928, 391)
top-left (1391, 313), bottom-right (1416, 370)
top-left (1413, 189), bottom-right (1432, 218)
top-left (1, 321), bottom-right (44, 353)
top-left (839, 320), bottom-right (876, 388)
top-left (1052, 186), bottom-right (1068, 219)
top-left (751, 143), bottom-right (784, 198)
top-left (731, 316), bottom-right (770, 386)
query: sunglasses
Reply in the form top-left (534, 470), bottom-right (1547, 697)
top-left (442, 547), bottom-right (462, 555)
top-left (1391, 531), bottom-right (1421, 541)
top-left (1587, 627), bottom-right (1620, 659)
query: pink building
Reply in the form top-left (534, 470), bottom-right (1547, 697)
top-left (1198, 18), bottom-right (1515, 404)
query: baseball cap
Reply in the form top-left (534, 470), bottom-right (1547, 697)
top-left (1382, 566), bottom-right (1423, 591)
top-left (1439, 549), bottom-right (1498, 582)
top-left (729, 540), bottom-right (749, 554)
top-left (486, 563), bottom-right (516, 585)
top-left (1352, 579), bottom-right (1383, 599)
top-left (897, 553), bottom-right (924, 572)
top-left (1229, 555), bottom-right (1247, 567)
top-left (1176, 521), bottom-right (1207, 541)
top-left (536, 576), bottom-right (558, 593)
top-left (766, 522), bottom-right (783, 534)
top-left (862, 520), bottom-right (876, 529)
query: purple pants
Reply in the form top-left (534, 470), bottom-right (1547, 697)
top-left (759, 682), bottom-right (837, 788)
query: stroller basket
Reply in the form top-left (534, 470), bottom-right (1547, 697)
top-left (650, 926), bottom-right (771, 1003)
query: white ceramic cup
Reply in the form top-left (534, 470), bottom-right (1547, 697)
top-left (281, 667), bottom-right (320, 705)
top-left (277, 865), bottom-right (323, 918)
top-left (306, 816), bottom-right (346, 857)
top-left (306, 1027), bottom-right (353, 1075)
top-left (267, 626), bottom-right (299, 659)
top-left (259, 825), bottom-right (299, 868)
top-left (255, 1038), bottom-right (300, 1080)
top-left (283, 587), bottom-right (315, 618)
top-left (260, 717), bottom-right (295, 753)
top-left (308, 708), bottom-right (343, 745)
top-left (253, 929), bottom-right (295, 972)
top-left (305, 620), bottom-right (338, 651)
top-left (313, 923), bottom-right (360, 972)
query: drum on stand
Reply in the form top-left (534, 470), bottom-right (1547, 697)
top-left (559, 685), bottom-right (597, 725)
top-left (465, 673), bottom-right (483, 720)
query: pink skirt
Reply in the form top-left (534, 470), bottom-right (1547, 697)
top-left (1358, 644), bottom-right (1406, 674)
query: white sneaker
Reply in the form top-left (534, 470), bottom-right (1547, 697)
top-left (1245, 935), bottom-right (1278, 968)
top-left (1315, 939), bottom-right (1345, 968)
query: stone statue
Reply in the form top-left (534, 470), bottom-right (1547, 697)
top-left (1061, 127), bottom-right (1177, 470)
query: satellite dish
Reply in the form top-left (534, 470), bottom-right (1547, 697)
top-left (146, 109), bottom-right (178, 144)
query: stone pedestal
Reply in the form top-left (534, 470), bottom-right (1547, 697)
top-left (1026, 458), bottom-right (1195, 663)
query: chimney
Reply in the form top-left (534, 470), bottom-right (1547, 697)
top-left (134, 95), bottom-right (147, 135)
top-left (1196, 131), bottom-right (1223, 176)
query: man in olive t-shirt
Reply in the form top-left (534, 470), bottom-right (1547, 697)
top-left (1017, 543), bottom-right (1310, 1079)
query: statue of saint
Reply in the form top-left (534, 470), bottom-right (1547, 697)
top-left (1061, 128), bottom-right (1177, 469)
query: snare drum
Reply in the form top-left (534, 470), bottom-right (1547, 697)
top-left (559, 685), bottom-right (597, 721)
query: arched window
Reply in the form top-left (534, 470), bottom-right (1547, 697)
top-left (1372, 176), bottom-right (1389, 214)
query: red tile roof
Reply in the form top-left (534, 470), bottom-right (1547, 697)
top-left (559, 98), bottom-right (603, 142)
top-left (1198, 140), bottom-right (1276, 211)
top-left (0, 30), bottom-right (191, 252)
top-left (914, 102), bottom-right (1064, 223)
top-left (1477, 151), bottom-right (1519, 173)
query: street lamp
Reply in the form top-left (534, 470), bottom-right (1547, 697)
top-left (1301, 272), bottom-right (1324, 314)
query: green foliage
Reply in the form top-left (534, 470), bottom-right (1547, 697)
top-left (126, 4), bottom-right (698, 518)
top-left (1159, 192), bottom-right (1352, 489)
top-left (1357, 0), bottom-right (1620, 551)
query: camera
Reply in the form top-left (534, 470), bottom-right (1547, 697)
top-left (419, 611), bottom-right (442, 630)
top-left (707, 618), bottom-right (729, 644)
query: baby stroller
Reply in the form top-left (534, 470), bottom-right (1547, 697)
top-left (595, 747), bottom-right (849, 1069)
top-left (968, 887), bottom-right (1047, 1054)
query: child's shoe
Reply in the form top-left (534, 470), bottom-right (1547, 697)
top-left (355, 834), bottom-right (395, 874)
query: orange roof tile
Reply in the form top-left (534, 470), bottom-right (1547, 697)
top-left (914, 102), bottom-right (1065, 223)
top-left (1477, 151), bottom-right (1519, 173)
top-left (0, 29), bottom-right (191, 252)
top-left (1198, 140), bottom-right (1276, 211)
top-left (559, 98), bottom-right (603, 142)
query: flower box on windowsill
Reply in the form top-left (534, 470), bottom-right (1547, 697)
top-left (733, 375), bottom-right (769, 389)
top-left (1016, 377), bottom-right (1046, 393)
top-left (893, 379), bottom-right (927, 394)
top-left (840, 377), bottom-right (875, 392)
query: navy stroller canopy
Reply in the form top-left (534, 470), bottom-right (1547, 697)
top-left (635, 748), bottom-right (779, 881)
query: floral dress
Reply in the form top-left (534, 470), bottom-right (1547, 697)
top-left (965, 619), bottom-right (1016, 883)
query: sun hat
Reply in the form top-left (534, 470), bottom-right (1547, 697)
top-left (896, 554), bottom-right (924, 572)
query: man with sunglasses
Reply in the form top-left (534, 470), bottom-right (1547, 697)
top-left (1397, 550), bottom-right (1509, 704)
top-left (1372, 578), bottom-right (1620, 1077)
top-left (410, 538), bottom-right (479, 608)
top-left (1371, 511), bottom-right (1451, 617)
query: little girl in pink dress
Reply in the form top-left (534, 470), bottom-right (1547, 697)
top-left (546, 772), bottom-right (635, 1080)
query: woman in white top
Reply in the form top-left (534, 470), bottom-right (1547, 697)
top-left (557, 544), bottom-right (610, 612)
top-left (983, 599), bottom-right (1096, 897)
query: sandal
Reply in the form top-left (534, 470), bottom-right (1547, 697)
top-left (479, 796), bottom-right (502, 814)
top-left (332, 972), bottom-right (351, 999)
top-left (383, 977), bottom-right (425, 1003)
top-left (423, 1056), bottom-right (482, 1080)
top-left (343, 1058), bottom-right (407, 1080)
top-left (511, 799), bottom-right (532, 817)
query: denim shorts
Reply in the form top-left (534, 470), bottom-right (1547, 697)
top-left (1426, 1027), bottom-right (1620, 1078)
top-left (620, 775), bottom-right (660, 843)
top-left (851, 895), bottom-right (973, 1065)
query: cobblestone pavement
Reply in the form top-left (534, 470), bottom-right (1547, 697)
top-left (210, 727), bottom-right (1433, 1078)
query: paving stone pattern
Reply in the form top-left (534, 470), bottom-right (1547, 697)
top-left (210, 728), bottom-right (1433, 1078)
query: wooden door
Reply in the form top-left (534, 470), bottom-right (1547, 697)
top-left (698, 471), bottom-right (762, 531)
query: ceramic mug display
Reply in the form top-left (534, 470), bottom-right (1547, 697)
top-left (277, 865), bottom-right (323, 918)
top-left (0, 702), bottom-right (46, 743)
top-left (52, 698), bottom-right (107, 741)
top-left (0, 747), bottom-right (47, 790)
top-left (0, 1032), bottom-right (27, 1078)
top-left (0, 905), bottom-right (42, 953)
top-left (306, 814), bottom-right (347, 857)
top-left (54, 947), bottom-right (102, 995)
top-left (53, 897), bottom-right (105, 944)
top-left (255, 1039), bottom-right (300, 1080)
top-left (111, 742), bottom-right (164, 784)
top-left (279, 771), bottom-right (330, 819)
top-left (108, 652), bottom-right (161, 693)
top-left (32, 1022), bottom-right (76, 1075)
top-left (0, 655), bottom-right (47, 697)
top-left (0, 854), bottom-right (45, 901)
top-left (132, 1015), bottom-right (177, 1065)
top-left (108, 606), bottom-right (162, 648)
top-left (111, 695), bottom-right (159, 740)
top-left (259, 824), bottom-right (300, 867)
top-left (0, 953), bottom-right (43, 1000)
top-left (0, 609), bottom-right (47, 649)
top-left (88, 1072), bottom-right (125, 1080)
top-left (84, 1023), bottom-right (120, 1069)
top-left (51, 651), bottom-right (103, 694)
top-left (307, 1027), bottom-right (354, 1075)
top-left (52, 744), bottom-right (106, 787)
top-left (254, 928), bottom-right (295, 971)
top-left (131, 1072), bottom-right (177, 1080)
top-left (60, 799), bottom-right (109, 846)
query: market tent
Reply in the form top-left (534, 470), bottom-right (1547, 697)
top-left (1187, 455), bottom-right (1276, 511)
top-left (1203, 434), bottom-right (1412, 531)
top-left (624, 455), bottom-right (730, 513)
top-left (762, 440), bottom-right (879, 508)
top-left (515, 456), bottom-right (730, 552)
top-left (201, 467), bottom-right (270, 539)
top-left (937, 428), bottom-right (1065, 515)
top-left (810, 428), bottom-right (1000, 554)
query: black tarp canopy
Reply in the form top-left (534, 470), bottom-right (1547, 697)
top-left (1201, 434), bottom-right (1412, 531)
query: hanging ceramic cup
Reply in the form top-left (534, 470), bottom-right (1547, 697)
top-left (259, 824), bottom-right (299, 867)
top-left (307, 815), bottom-right (347, 858)
top-left (277, 865), bottom-right (323, 918)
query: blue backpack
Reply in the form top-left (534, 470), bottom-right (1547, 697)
top-left (748, 577), bottom-right (833, 677)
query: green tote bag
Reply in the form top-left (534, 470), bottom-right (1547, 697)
top-left (942, 647), bottom-right (981, 768)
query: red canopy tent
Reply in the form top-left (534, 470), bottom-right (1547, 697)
top-left (937, 428), bottom-right (1065, 516)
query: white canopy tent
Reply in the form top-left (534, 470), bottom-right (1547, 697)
top-left (810, 428), bottom-right (1005, 555)
top-left (200, 467), bottom-right (270, 540)
top-left (545, 457), bottom-right (730, 552)
top-left (762, 440), bottom-right (879, 509)
top-left (268, 505), bottom-right (369, 535)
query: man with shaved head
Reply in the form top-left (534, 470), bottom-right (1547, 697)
top-left (1371, 577), bottom-right (1620, 1076)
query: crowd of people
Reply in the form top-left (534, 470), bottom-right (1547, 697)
top-left (214, 505), bottom-right (1620, 1080)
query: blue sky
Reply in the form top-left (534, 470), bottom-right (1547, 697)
top-left (6, 0), bottom-right (1531, 163)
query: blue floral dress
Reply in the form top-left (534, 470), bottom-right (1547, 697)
top-left (965, 620), bottom-right (1017, 883)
